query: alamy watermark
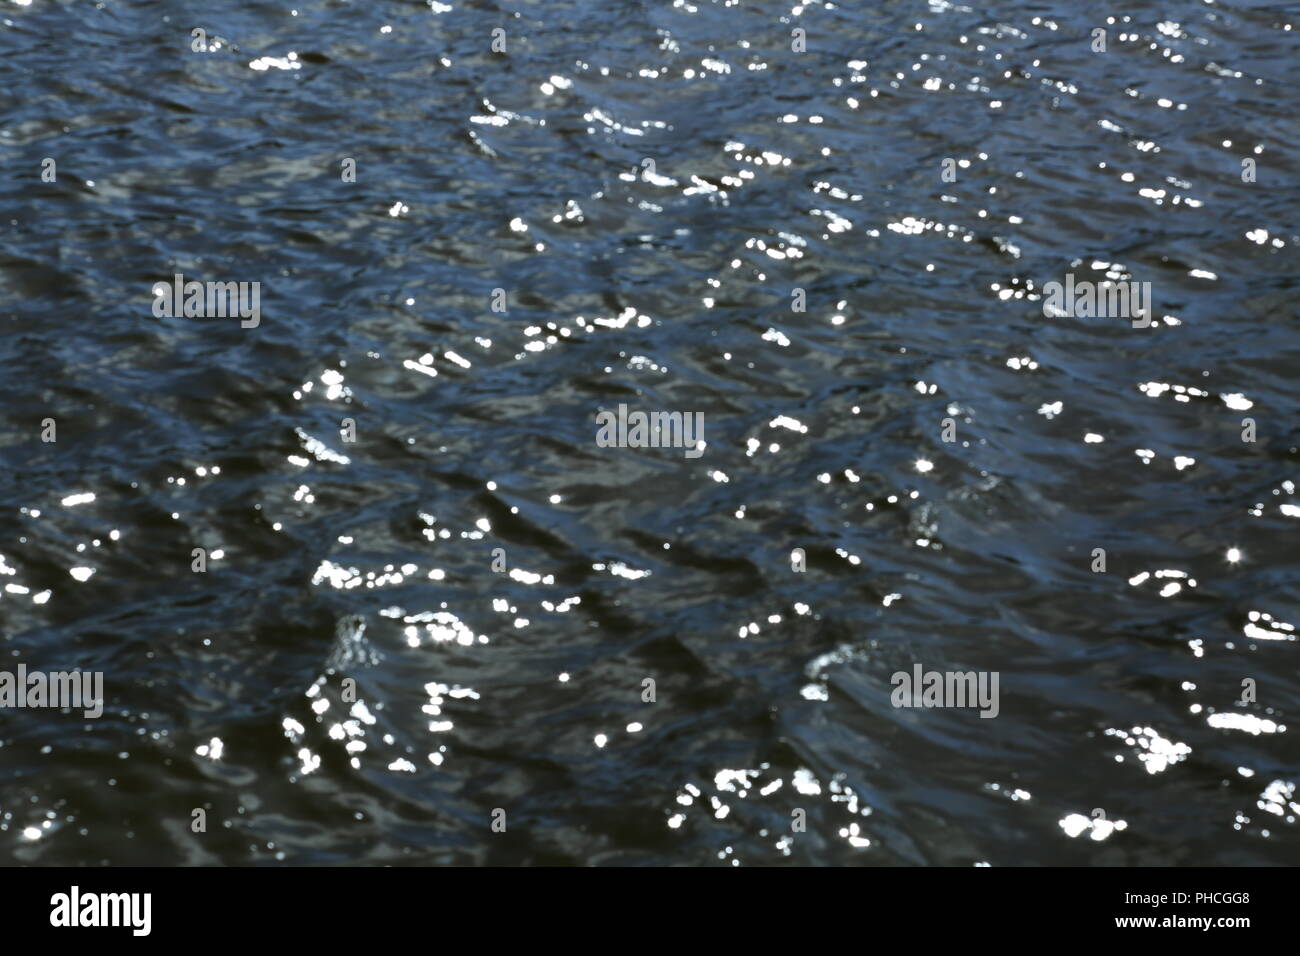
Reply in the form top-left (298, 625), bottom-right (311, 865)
top-left (1042, 273), bottom-right (1153, 328)
top-left (595, 404), bottom-right (704, 458)
top-left (891, 664), bottom-right (999, 718)
top-left (152, 272), bottom-right (261, 328)
top-left (0, 664), bottom-right (103, 718)
top-left (50, 886), bottom-right (150, 936)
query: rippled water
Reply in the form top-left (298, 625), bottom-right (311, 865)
top-left (1, 0), bottom-right (1297, 865)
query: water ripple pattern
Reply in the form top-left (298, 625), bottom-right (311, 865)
top-left (0, 0), bottom-right (1297, 864)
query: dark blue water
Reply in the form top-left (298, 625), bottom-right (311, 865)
top-left (1, 0), bottom-right (1297, 865)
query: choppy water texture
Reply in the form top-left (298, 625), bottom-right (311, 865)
top-left (1, 0), bottom-right (1298, 866)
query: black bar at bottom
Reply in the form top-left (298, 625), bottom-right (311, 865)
top-left (0, 865), bottom-right (1280, 942)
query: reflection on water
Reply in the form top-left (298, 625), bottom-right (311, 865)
top-left (0, 0), bottom-right (1297, 864)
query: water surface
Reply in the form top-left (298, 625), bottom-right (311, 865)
top-left (1, 0), bottom-right (1298, 865)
